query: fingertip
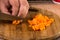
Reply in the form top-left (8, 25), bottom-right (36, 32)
top-left (12, 13), bottom-right (15, 16)
top-left (2, 11), bottom-right (10, 15)
top-left (12, 11), bottom-right (17, 16)
top-left (17, 12), bottom-right (22, 17)
top-left (17, 14), bottom-right (20, 17)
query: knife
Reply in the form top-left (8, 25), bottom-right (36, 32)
top-left (0, 12), bottom-right (24, 23)
top-left (0, 7), bottom-right (39, 23)
top-left (0, 12), bottom-right (23, 20)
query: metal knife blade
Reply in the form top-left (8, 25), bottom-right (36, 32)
top-left (0, 12), bottom-right (23, 21)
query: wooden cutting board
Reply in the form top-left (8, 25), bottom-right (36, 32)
top-left (0, 7), bottom-right (60, 40)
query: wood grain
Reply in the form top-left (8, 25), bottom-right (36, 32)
top-left (0, 8), bottom-right (60, 40)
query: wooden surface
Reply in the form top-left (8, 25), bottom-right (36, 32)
top-left (0, 7), bottom-right (60, 40)
top-left (30, 3), bottom-right (60, 17)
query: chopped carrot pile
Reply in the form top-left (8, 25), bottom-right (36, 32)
top-left (28, 14), bottom-right (54, 31)
top-left (12, 20), bottom-right (22, 25)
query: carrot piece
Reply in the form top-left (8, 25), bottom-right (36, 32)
top-left (28, 13), bottom-right (54, 31)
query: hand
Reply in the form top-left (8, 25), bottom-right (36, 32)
top-left (18, 0), bottom-right (29, 18)
top-left (0, 0), bottom-right (29, 18)
top-left (0, 0), bottom-right (20, 15)
top-left (0, 0), bottom-right (11, 14)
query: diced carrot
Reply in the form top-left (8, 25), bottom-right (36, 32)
top-left (28, 13), bottom-right (54, 31)
top-left (12, 20), bottom-right (22, 25)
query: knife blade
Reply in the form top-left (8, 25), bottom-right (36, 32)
top-left (0, 12), bottom-right (23, 21)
